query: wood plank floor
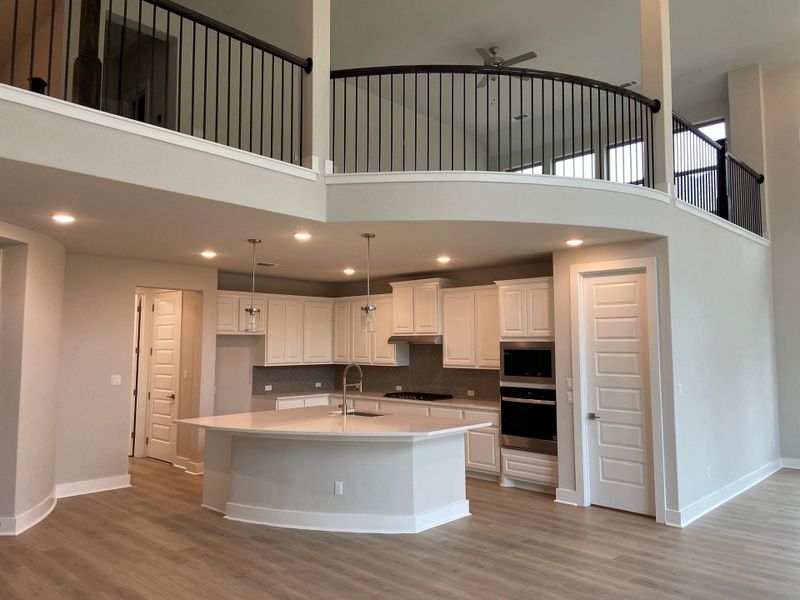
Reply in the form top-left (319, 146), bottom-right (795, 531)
top-left (1, 459), bottom-right (799, 599)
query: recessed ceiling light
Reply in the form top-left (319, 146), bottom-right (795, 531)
top-left (293, 232), bottom-right (312, 241)
top-left (343, 267), bottom-right (355, 276)
top-left (52, 213), bottom-right (75, 224)
top-left (200, 250), bottom-right (217, 259)
top-left (565, 239), bottom-right (584, 247)
top-left (437, 256), bottom-right (451, 264)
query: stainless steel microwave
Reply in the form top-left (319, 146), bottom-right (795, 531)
top-left (500, 341), bottom-right (556, 386)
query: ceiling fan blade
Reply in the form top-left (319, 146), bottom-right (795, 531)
top-left (503, 50), bottom-right (538, 66)
top-left (475, 47), bottom-right (493, 64)
top-left (476, 75), bottom-right (488, 88)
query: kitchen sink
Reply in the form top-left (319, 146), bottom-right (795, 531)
top-left (330, 410), bottom-right (384, 417)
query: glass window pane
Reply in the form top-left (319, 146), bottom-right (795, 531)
top-left (699, 121), bottom-right (726, 142)
top-left (608, 141), bottom-right (644, 183)
top-left (554, 153), bottom-right (595, 178)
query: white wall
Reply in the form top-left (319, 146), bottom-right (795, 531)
top-left (55, 254), bottom-right (216, 487)
top-left (214, 336), bottom-right (256, 416)
top-left (763, 61), bottom-right (800, 461)
top-left (0, 221), bottom-right (65, 533)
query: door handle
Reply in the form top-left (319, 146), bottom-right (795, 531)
top-left (587, 412), bottom-right (600, 420)
top-left (168, 393), bottom-right (176, 400)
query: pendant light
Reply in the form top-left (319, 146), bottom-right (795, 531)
top-left (243, 238), bottom-right (262, 333)
top-left (361, 233), bottom-right (377, 333)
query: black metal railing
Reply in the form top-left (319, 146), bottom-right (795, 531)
top-left (330, 65), bottom-right (661, 187)
top-left (673, 114), bottom-right (764, 236)
top-left (2, 0), bottom-right (312, 164)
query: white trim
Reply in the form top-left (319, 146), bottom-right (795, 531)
top-left (0, 493), bottom-right (57, 536)
top-left (674, 198), bottom-right (770, 246)
top-left (555, 488), bottom-right (579, 506)
top-left (666, 460), bottom-right (782, 528)
top-left (201, 503), bottom-right (226, 515)
top-left (500, 478), bottom-right (555, 495)
top-left (0, 84), bottom-right (318, 182)
top-left (224, 500), bottom-right (470, 534)
top-left (326, 171), bottom-right (671, 205)
top-left (186, 461), bottom-right (204, 475)
top-left (55, 474), bottom-right (132, 499)
top-left (570, 257), bottom-right (666, 522)
top-left (466, 470), bottom-right (500, 482)
top-left (173, 456), bottom-right (189, 471)
top-left (782, 457), bottom-right (800, 469)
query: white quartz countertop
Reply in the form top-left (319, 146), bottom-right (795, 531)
top-left (252, 391), bottom-right (500, 412)
top-left (178, 405), bottom-right (492, 441)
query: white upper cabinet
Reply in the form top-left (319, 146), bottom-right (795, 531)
top-left (372, 295), bottom-right (401, 364)
top-left (303, 300), bottom-right (332, 364)
top-left (332, 301), bottom-right (351, 363)
top-left (350, 299), bottom-right (372, 363)
top-left (496, 277), bottom-right (554, 339)
top-left (284, 300), bottom-right (304, 363)
top-left (216, 292), bottom-right (267, 335)
top-left (442, 286), bottom-right (499, 369)
top-left (259, 297), bottom-right (304, 365)
top-left (390, 278), bottom-right (450, 336)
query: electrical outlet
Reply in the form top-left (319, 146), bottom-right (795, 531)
top-left (334, 481), bottom-right (344, 495)
top-left (706, 466), bottom-right (711, 480)
top-left (466, 390), bottom-right (475, 397)
top-left (110, 375), bottom-right (122, 386)
top-left (395, 385), bottom-right (402, 391)
top-left (264, 385), bottom-right (273, 392)
top-left (315, 382), bottom-right (322, 388)
top-left (678, 383), bottom-right (685, 396)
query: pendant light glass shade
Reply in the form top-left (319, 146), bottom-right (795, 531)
top-left (243, 238), bottom-right (262, 333)
top-left (361, 233), bottom-right (376, 333)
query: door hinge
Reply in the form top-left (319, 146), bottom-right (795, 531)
top-left (137, 304), bottom-right (141, 313)
top-left (133, 388), bottom-right (137, 398)
top-left (131, 431), bottom-right (135, 439)
top-left (152, 303), bottom-right (155, 312)
top-left (135, 346), bottom-right (139, 355)
top-left (148, 392), bottom-right (151, 400)
top-left (150, 347), bottom-right (153, 356)
top-left (146, 436), bottom-right (149, 445)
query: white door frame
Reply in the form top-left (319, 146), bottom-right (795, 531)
top-left (569, 257), bottom-right (666, 523)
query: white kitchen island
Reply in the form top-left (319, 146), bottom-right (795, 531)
top-left (179, 406), bottom-right (491, 534)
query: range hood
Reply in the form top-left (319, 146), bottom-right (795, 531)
top-left (388, 335), bottom-right (443, 345)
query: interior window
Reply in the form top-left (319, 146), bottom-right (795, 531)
top-left (554, 152), bottom-right (595, 179)
top-left (608, 140), bottom-right (644, 185)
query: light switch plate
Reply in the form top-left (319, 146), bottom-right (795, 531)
top-left (264, 385), bottom-right (273, 392)
top-left (466, 390), bottom-right (475, 397)
top-left (315, 382), bottom-right (322, 388)
top-left (395, 385), bottom-right (402, 391)
top-left (110, 375), bottom-right (122, 386)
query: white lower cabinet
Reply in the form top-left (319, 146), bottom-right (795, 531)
top-left (275, 395), bottom-right (331, 410)
top-left (380, 402), bottom-right (428, 417)
top-left (501, 448), bottom-right (557, 487)
top-left (466, 428), bottom-right (500, 474)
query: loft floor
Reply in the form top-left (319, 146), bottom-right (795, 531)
top-left (1, 459), bottom-right (799, 599)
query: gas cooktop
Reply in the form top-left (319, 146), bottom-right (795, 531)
top-left (384, 392), bottom-right (454, 401)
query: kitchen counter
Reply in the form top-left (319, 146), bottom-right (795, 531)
top-left (252, 391), bottom-right (499, 412)
top-left (179, 406), bottom-right (489, 534)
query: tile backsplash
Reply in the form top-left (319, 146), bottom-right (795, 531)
top-left (252, 345), bottom-right (499, 399)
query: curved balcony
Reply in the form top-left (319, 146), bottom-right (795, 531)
top-left (330, 65), bottom-right (765, 236)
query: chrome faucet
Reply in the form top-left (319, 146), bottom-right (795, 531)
top-left (341, 363), bottom-right (364, 415)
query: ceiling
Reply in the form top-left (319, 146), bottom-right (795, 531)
top-left (0, 160), bottom-right (651, 282)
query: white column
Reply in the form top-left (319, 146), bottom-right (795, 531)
top-left (298, 0), bottom-right (331, 172)
top-left (640, 0), bottom-right (674, 194)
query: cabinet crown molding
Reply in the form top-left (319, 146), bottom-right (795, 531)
top-left (389, 277), bottom-right (454, 288)
top-left (494, 276), bottom-right (553, 286)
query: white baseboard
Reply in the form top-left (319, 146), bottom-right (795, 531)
top-left (781, 457), bottom-right (800, 469)
top-left (667, 460), bottom-right (781, 528)
top-left (55, 474), bottom-right (132, 499)
top-left (186, 461), bottom-right (204, 475)
top-left (466, 470), bottom-right (500, 482)
top-left (173, 456), bottom-right (189, 470)
top-left (500, 476), bottom-right (555, 495)
top-left (225, 500), bottom-right (470, 534)
top-left (0, 493), bottom-right (57, 536)
top-left (555, 487), bottom-right (579, 506)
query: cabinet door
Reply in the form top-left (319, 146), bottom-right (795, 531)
top-left (350, 301), bottom-right (371, 362)
top-left (276, 398), bottom-right (305, 410)
top-left (499, 285), bottom-right (527, 337)
top-left (238, 296), bottom-right (268, 333)
top-left (303, 395), bottom-right (331, 407)
top-left (371, 296), bottom-right (396, 364)
top-left (475, 289), bottom-right (500, 368)
top-left (442, 291), bottom-right (475, 367)
top-left (413, 283), bottom-right (440, 333)
top-left (466, 428), bottom-right (500, 474)
top-left (380, 402), bottom-right (429, 417)
top-left (285, 300), bottom-right (304, 363)
top-left (392, 285), bottom-right (415, 334)
top-left (216, 294), bottom-right (238, 333)
top-left (303, 300), bottom-right (333, 363)
top-left (526, 282), bottom-right (554, 338)
top-left (333, 302), bottom-right (351, 363)
top-left (266, 299), bottom-right (286, 364)
top-left (429, 406), bottom-right (463, 420)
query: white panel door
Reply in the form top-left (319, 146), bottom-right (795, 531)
top-left (499, 285), bottom-right (526, 337)
top-left (333, 302), bottom-right (351, 362)
top-left (584, 271), bottom-right (654, 516)
top-left (350, 301), bottom-right (371, 362)
top-left (303, 300), bottom-right (333, 363)
top-left (392, 285), bottom-right (415, 333)
top-left (475, 288), bottom-right (500, 368)
top-left (216, 293), bottom-right (238, 333)
top-left (266, 298), bottom-right (286, 364)
top-left (371, 296), bottom-right (396, 364)
top-left (147, 291), bottom-right (182, 463)
top-left (285, 300), bottom-right (304, 363)
top-left (237, 295), bottom-right (268, 333)
top-left (443, 291), bottom-right (475, 367)
top-left (527, 282), bottom-right (554, 338)
top-left (466, 428), bottom-right (500, 474)
top-left (413, 283), bottom-right (440, 333)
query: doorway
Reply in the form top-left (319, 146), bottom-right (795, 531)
top-left (570, 258), bottom-right (665, 520)
top-left (130, 288), bottom-right (203, 469)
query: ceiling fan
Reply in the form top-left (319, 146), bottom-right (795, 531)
top-left (476, 46), bottom-right (538, 87)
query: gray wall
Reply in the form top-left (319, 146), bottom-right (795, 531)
top-left (764, 61), bottom-right (800, 460)
top-left (218, 271), bottom-right (338, 297)
top-left (253, 364), bottom-right (336, 396)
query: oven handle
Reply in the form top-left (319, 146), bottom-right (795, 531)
top-left (501, 397), bottom-right (556, 406)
